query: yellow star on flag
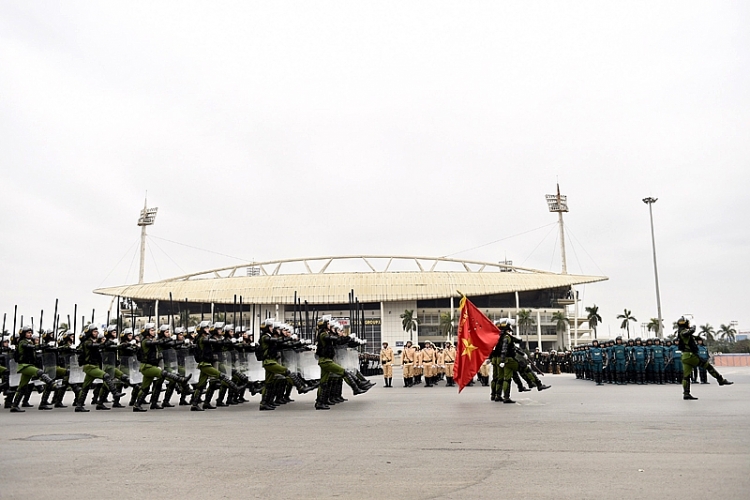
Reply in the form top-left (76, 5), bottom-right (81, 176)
top-left (461, 338), bottom-right (478, 359)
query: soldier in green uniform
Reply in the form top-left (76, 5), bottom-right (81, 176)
top-left (676, 317), bottom-right (732, 400)
top-left (132, 323), bottom-right (191, 412)
top-left (9, 326), bottom-right (55, 412)
top-left (314, 315), bottom-right (370, 410)
top-left (258, 319), bottom-right (316, 411)
top-left (495, 318), bottom-right (522, 404)
top-left (74, 325), bottom-right (124, 412)
top-left (190, 321), bottom-right (242, 411)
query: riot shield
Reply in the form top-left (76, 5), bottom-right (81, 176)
top-left (102, 351), bottom-right (117, 378)
top-left (42, 352), bottom-right (58, 380)
top-left (120, 356), bottom-right (143, 385)
top-left (64, 354), bottom-right (85, 384)
top-left (299, 350), bottom-right (321, 380)
top-left (282, 349), bottom-right (299, 375)
top-left (215, 351), bottom-right (231, 377)
top-left (8, 358), bottom-right (21, 387)
top-left (246, 356), bottom-right (265, 382)
top-left (345, 348), bottom-right (359, 372)
top-left (234, 351), bottom-right (250, 378)
top-left (161, 349), bottom-right (178, 373)
top-left (183, 354), bottom-right (200, 382)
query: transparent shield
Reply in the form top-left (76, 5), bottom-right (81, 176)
top-left (235, 351), bottom-right (249, 378)
top-left (67, 356), bottom-right (85, 385)
top-left (247, 356), bottom-right (265, 382)
top-left (215, 351), bottom-right (231, 376)
top-left (299, 350), bottom-right (321, 380)
top-left (183, 354), bottom-right (200, 382)
top-left (8, 359), bottom-right (21, 387)
top-left (282, 349), bottom-right (299, 375)
top-left (102, 351), bottom-right (117, 378)
top-left (42, 352), bottom-right (58, 379)
top-left (346, 348), bottom-right (360, 372)
top-left (161, 349), bottom-right (178, 373)
top-left (123, 356), bottom-right (143, 384)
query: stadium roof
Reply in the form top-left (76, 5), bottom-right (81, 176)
top-left (94, 255), bottom-right (607, 305)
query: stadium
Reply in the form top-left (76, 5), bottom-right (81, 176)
top-left (94, 255), bottom-right (608, 352)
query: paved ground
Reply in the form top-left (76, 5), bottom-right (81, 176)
top-left (1, 367), bottom-right (748, 500)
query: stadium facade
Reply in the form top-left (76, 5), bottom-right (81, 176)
top-left (94, 255), bottom-right (607, 352)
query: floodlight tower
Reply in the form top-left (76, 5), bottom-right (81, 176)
top-left (137, 196), bottom-right (158, 284)
top-left (643, 197), bottom-right (663, 338)
top-left (546, 184), bottom-right (569, 274)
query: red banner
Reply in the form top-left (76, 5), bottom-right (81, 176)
top-left (454, 296), bottom-right (500, 392)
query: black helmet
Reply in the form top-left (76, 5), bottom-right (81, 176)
top-left (677, 316), bottom-right (690, 329)
top-left (615, 336), bottom-right (622, 342)
top-left (635, 337), bottom-right (641, 342)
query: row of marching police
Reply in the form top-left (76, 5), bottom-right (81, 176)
top-left (0, 314), bottom-right (372, 413)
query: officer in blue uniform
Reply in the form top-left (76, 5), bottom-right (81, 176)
top-left (632, 338), bottom-right (647, 385)
top-left (696, 338), bottom-right (710, 384)
top-left (651, 338), bottom-right (666, 385)
top-left (612, 337), bottom-right (627, 385)
top-left (587, 340), bottom-right (604, 385)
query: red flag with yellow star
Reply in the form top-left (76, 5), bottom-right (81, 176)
top-left (454, 296), bottom-right (500, 392)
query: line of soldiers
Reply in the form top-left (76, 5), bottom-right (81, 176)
top-left (572, 335), bottom-right (719, 386)
top-left (0, 316), bottom-right (375, 413)
top-left (569, 317), bottom-right (733, 399)
top-left (531, 349), bottom-right (573, 375)
top-left (397, 341), bottom-right (458, 388)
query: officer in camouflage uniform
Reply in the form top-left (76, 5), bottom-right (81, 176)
top-left (676, 317), bottom-right (732, 400)
top-left (495, 318), bottom-right (522, 404)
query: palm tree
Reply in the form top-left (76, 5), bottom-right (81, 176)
top-left (617, 309), bottom-right (637, 339)
top-left (551, 311), bottom-right (569, 348)
top-left (718, 323), bottom-right (736, 343)
top-left (438, 312), bottom-right (454, 340)
top-left (400, 309), bottom-right (419, 342)
top-left (699, 324), bottom-right (716, 346)
top-left (517, 309), bottom-right (535, 350)
top-left (647, 318), bottom-right (663, 335)
top-left (585, 304), bottom-right (602, 340)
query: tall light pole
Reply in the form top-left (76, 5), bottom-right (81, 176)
top-left (546, 184), bottom-right (569, 274)
top-left (643, 197), bottom-right (663, 337)
top-left (137, 196), bottom-right (158, 284)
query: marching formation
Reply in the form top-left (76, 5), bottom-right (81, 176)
top-left (570, 317), bottom-right (733, 399)
top-left (0, 315), bottom-right (373, 413)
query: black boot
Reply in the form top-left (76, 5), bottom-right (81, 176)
top-left (216, 386), bottom-right (229, 407)
top-left (536, 381), bottom-right (551, 391)
top-left (315, 382), bottom-right (330, 410)
top-left (38, 386), bottom-right (54, 410)
top-left (190, 388), bottom-right (205, 411)
top-left (102, 374), bottom-right (125, 398)
top-left (74, 387), bottom-right (90, 412)
top-left (718, 377), bottom-right (733, 386)
top-left (21, 385), bottom-right (34, 408)
top-left (10, 388), bottom-right (25, 413)
top-left (162, 383), bottom-right (176, 408)
top-left (53, 387), bottom-right (68, 408)
top-left (259, 385), bottom-right (276, 411)
top-left (203, 382), bottom-right (218, 410)
top-left (132, 388), bottom-right (148, 412)
top-left (150, 381), bottom-right (163, 410)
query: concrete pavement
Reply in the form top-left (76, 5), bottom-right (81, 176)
top-left (1, 367), bottom-right (748, 500)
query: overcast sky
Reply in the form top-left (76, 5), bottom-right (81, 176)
top-left (1, 1), bottom-right (748, 336)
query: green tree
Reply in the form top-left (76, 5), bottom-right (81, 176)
top-left (718, 323), bottom-right (736, 343)
top-left (647, 318), bottom-right (663, 334)
top-left (438, 312), bottom-right (454, 339)
top-left (699, 324), bottom-right (716, 346)
top-left (400, 309), bottom-right (419, 341)
top-left (617, 309), bottom-right (637, 339)
top-left (585, 304), bottom-right (602, 340)
top-left (517, 309), bottom-right (535, 350)
top-left (551, 311), bottom-right (569, 348)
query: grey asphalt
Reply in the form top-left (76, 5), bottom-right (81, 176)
top-left (1, 367), bottom-right (748, 500)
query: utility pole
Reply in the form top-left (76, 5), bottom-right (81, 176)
top-left (137, 195), bottom-right (158, 284)
top-left (643, 197), bottom-right (663, 337)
